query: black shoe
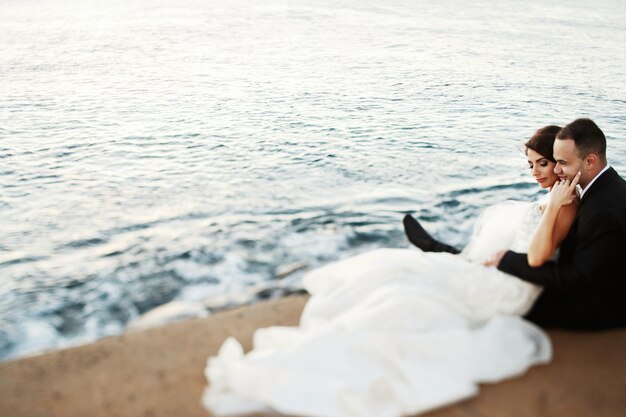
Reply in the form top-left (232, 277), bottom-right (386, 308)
top-left (403, 214), bottom-right (460, 254)
top-left (403, 214), bottom-right (435, 249)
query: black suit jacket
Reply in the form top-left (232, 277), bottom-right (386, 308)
top-left (498, 167), bottom-right (626, 329)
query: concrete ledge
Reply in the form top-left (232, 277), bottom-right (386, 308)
top-left (0, 294), bottom-right (624, 417)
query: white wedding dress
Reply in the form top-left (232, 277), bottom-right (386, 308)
top-left (202, 194), bottom-right (552, 417)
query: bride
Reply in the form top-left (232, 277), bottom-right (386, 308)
top-left (202, 126), bottom-right (580, 417)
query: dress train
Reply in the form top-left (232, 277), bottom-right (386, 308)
top-left (203, 195), bottom-right (552, 417)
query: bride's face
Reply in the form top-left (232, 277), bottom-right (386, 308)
top-left (527, 148), bottom-right (558, 189)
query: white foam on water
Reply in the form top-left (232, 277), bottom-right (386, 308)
top-left (7, 320), bottom-right (61, 359)
top-left (279, 230), bottom-right (350, 263)
top-left (128, 301), bottom-right (209, 331)
top-left (179, 283), bottom-right (230, 303)
top-left (170, 259), bottom-right (217, 282)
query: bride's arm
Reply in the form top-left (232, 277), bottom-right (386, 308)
top-left (527, 173), bottom-right (580, 267)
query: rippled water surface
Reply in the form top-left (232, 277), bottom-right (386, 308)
top-left (1, 0), bottom-right (626, 360)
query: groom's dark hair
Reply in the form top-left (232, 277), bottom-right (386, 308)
top-left (557, 118), bottom-right (607, 162)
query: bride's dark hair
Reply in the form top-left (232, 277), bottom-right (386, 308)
top-left (524, 125), bottom-right (561, 162)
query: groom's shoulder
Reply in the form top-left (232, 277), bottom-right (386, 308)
top-left (583, 169), bottom-right (626, 216)
top-left (610, 168), bottom-right (626, 197)
top-left (599, 167), bottom-right (626, 196)
top-left (595, 169), bottom-right (626, 222)
top-left (611, 166), bottom-right (626, 182)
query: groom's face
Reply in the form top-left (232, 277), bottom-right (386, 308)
top-left (553, 138), bottom-right (587, 186)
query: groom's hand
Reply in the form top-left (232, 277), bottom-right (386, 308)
top-left (483, 250), bottom-right (506, 267)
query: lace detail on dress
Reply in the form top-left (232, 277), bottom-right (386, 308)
top-left (509, 198), bottom-right (544, 253)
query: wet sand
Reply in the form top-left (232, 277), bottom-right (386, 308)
top-left (1, 294), bottom-right (625, 417)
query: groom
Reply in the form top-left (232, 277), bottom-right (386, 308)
top-left (405, 118), bottom-right (626, 330)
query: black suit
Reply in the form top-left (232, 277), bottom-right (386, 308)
top-left (498, 167), bottom-right (626, 330)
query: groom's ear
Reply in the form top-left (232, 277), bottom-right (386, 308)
top-left (584, 153), bottom-right (599, 170)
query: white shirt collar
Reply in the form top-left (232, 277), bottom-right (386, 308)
top-left (579, 164), bottom-right (611, 199)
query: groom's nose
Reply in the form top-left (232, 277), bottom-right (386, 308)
top-left (554, 163), bottom-right (562, 175)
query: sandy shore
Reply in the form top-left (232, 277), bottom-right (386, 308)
top-left (1, 294), bottom-right (625, 417)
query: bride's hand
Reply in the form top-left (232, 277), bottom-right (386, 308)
top-left (549, 171), bottom-right (581, 208)
top-left (483, 250), bottom-right (506, 267)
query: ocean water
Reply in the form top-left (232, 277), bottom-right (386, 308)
top-left (1, 0), bottom-right (625, 361)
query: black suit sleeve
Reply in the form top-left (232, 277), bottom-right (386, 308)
top-left (497, 252), bottom-right (581, 293)
top-left (498, 208), bottom-right (623, 294)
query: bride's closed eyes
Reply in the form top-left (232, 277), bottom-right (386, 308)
top-left (528, 159), bottom-right (550, 170)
